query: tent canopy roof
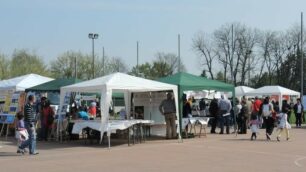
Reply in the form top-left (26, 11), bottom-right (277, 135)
top-left (25, 78), bottom-right (82, 92)
top-left (0, 73), bottom-right (54, 91)
top-left (157, 72), bottom-right (234, 92)
top-left (245, 85), bottom-right (300, 96)
top-left (61, 72), bottom-right (177, 93)
top-left (235, 86), bottom-right (255, 97)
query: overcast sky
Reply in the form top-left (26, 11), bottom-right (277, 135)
top-left (1, 0), bottom-right (306, 75)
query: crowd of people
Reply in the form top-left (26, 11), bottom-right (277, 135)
top-left (182, 94), bottom-right (304, 141)
top-left (14, 92), bottom-right (304, 155)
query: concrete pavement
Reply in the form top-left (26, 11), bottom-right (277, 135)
top-left (0, 127), bottom-right (306, 172)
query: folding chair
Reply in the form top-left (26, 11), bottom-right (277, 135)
top-left (188, 118), bottom-right (197, 135)
top-left (198, 117), bottom-right (210, 137)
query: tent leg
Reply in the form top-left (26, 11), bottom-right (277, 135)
top-left (128, 128), bottom-right (130, 146)
top-left (108, 135), bottom-right (110, 149)
top-left (0, 124), bottom-right (5, 136)
top-left (5, 124), bottom-right (9, 140)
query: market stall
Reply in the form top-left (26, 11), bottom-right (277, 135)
top-left (59, 72), bottom-right (180, 146)
top-left (158, 72), bottom-right (235, 134)
top-left (0, 74), bottom-right (53, 136)
top-left (244, 85), bottom-right (300, 108)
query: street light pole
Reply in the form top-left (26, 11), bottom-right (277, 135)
top-left (137, 41), bottom-right (139, 76)
top-left (102, 46), bottom-right (105, 76)
top-left (178, 34), bottom-right (181, 72)
top-left (88, 33), bottom-right (99, 79)
top-left (301, 12), bottom-right (304, 100)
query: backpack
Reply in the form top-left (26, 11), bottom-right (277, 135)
top-left (262, 104), bottom-right (271, 117)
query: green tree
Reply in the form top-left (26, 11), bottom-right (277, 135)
top-left (10, 49), bottom-right (50, 77)
top-left (200, 69), bottom-right (207, 78)
top-left (151, 61), bottom-right (173, 79)
top-left (129, 63), bottom-right (153, 78)
top-left (50, 51), bottom-right (92, 80)
top-left (216, 71), bottom-right (224, 81)
top-left (0, 53), bottom-right (10, 79)
top-left (94, 56), bottom-right (128, 76)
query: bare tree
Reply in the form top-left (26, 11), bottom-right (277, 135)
top-left (213, 23), bottom-right (259, 85)
top-left (155, 52), bottom-right (186, 73)
top-left (236, 26), bottom-right (260, 85)
top-left (192, 32), bottom-right (217, 79)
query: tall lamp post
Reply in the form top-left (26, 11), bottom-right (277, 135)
top-left (88, 33), bottom-right (99, 79)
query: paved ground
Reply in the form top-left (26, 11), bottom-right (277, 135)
top-left (1, 127), bottom-right (306, 172)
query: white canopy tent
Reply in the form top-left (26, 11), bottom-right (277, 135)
top-left (0, 73), bottom-right (54, 91)
top-left (235, 86), bottom-right (254, 97)
top-left (245, 85), bottom-right (300, 108)
top-left (60, 72), bottom-right (180, 143)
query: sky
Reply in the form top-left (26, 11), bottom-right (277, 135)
top-left (1, 0), bottom-right (306, 75)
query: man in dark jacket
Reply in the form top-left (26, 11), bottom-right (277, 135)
top-left (293, 98), bottom-right (304, 128)
top-left (209, 98), bottom-right (219, 133)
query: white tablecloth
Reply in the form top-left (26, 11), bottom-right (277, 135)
top-left (72, 120), bottom-right (154, 134)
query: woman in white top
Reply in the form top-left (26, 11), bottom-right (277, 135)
top-left (276, 107), bottom-right (291, 141)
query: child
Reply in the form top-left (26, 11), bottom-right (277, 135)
top-left (15, 112), bottom-right (29, 154)
top-left (276, 107), bottom-right (291, 141)
top-left (249, 114), bottom-right (260, 140)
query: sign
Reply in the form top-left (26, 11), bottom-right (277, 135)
top-left (81, 95), bottom-right (96, 101)
top-left (0, 114), bottom-right (15, 124)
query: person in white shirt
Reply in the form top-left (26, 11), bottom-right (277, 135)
top-left (260, 97), bottom-right (274, 140)
top-left (276, 107), bottom-right (291, 141)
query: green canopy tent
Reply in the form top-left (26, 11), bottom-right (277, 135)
top-left (158, 72), bottom-right (235, 134)
top-left (25, 78), bottom-right (83, 105)
top-left (25, 78), bottom-right (83, 92)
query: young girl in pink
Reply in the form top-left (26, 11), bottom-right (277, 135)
top-left (16, 112), bottom-right (29, 154)
top-left (249, 114), bottom-right (260, 140)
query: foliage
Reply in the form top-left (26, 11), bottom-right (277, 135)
top-left (129, 52), bottom-right (186, 79)
top-left (0, 53), bottom-right (10, 80)
top-left (10, 49), bottom-right (50, 77)
top-left (50, 51), bottom-right (92, 79)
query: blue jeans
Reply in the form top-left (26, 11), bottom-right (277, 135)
top-left (20, 122), bottom-right (37, 154)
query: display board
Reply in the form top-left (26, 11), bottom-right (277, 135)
top-left (134, 92), bottom-right (167, 125)
top-left (58, 92), bottom-right (71, 120)
top-left (0, 91), bottom-right (25, 124)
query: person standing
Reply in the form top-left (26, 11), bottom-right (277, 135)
top-left (218, 95), bottom-right (232, 134)
top-left (238, 100), bottom-right (248, 134)
top-left (282, 100), bottom-right (291, 123)
top-left (293, 98), bottom-right (304, 128)
top-left (159, 93), bottom-right (177, 139)
top-left (276, 107), bottom-right (291, 141)
top-left (252, 96), bottom-right (262, 123)
top-left (199, 98), bottom-right (206, 116)
top-left (242, 96), bottom-right (252, 125)
top-left (261, 97), bottom-right (274, 140)
top-left (209, 98), bottom-right (219, 134)
top-left (15, 112), bottom-right (29, 154)
top-left (249, 114), bottom-right (260, 140)
top-left (18, 95), bottom-right (39, 155)
top-left (41, 100), bottom-right (54, 141)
